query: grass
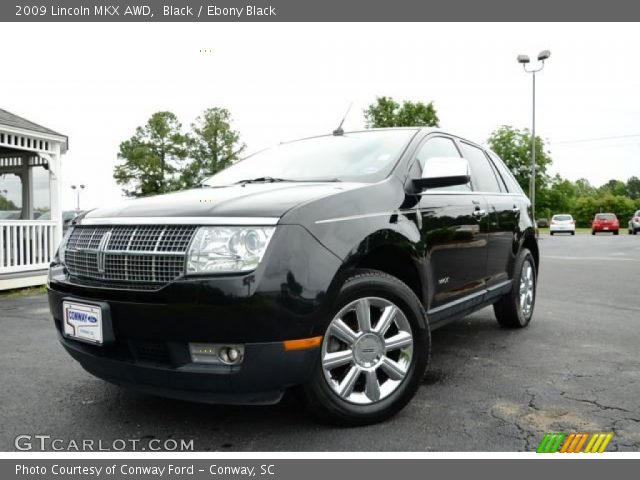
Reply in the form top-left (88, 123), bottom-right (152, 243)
top-left (0, 285), bottom-right (47, 299)
top-left (538, 227), bottom-right (625, 235)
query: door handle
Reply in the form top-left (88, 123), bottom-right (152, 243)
top-left (472, 208), bottom-right (487, 218)
top-left (512, 206), bottom-right (521, 214)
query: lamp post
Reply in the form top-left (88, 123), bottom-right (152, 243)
top-left (517, 50), bottom-right (550, 229)
top-left (70, 184), bottom-right (85, 211)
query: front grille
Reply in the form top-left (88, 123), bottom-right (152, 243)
top-left (64, 225), bottom-right (197, 290)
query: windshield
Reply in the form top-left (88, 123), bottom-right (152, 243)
top-left (553, 215), bottom-right (572, 221)
top-left (203, 130), bottom-right (418, 186)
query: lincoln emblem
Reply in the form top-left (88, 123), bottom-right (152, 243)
top-left (96, 230), bottom-right (112, 274)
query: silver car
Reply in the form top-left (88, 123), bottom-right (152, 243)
top-left (629, 210), bottom-right (640, 235)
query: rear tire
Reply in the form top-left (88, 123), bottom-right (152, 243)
top-left (550, 232), bottom-right (554, 236)
top-left (304, 269), bottom-right (430, 426)
top-left (592, 231), bottom-right (596, 235)
top-left (614, 230), bottom-right (619, 236)
top-left (494, 248), bottom-right (536, 329)
top-left (571, 231), bottom-right (575, 236)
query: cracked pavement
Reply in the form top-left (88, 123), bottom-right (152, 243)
top-left (1, 233), bottom-right (639, 451)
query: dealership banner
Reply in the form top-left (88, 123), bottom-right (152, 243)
top-left (4, 459), bottom-right (640, 480)
top-left (3, 0), bottom-right (640, 21)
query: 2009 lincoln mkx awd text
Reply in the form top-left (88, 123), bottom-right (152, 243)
top-left (48, 128), bottom-right (539, 425)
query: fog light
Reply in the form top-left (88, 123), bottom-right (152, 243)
top-left (189, 343), bottom-right (245, 365)
top-left (218, 346), bottom-right (243, 365)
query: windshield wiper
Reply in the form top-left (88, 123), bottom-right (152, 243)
top-left (235, 176), bottom-right (291, 185)
top-left (234, 177), bottom-right (341, 185)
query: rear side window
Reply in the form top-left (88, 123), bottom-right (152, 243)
top-left (459, 142), bottom-right (502, 193)
top-left (488, 151), bottom-right (524, 194)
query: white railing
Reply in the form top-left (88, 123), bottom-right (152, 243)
top-left (0, 220), bottom-right (57, 274)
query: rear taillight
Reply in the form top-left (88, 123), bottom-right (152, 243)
top-left (572, 220), bottom-right (575, 224)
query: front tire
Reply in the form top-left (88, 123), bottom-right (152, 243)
top-left (304, 270), bottom-right (430, 426)
top-left (493, 248), bottom-right (537, 328)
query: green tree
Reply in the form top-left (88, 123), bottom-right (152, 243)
top-left (180, 108), bottom-right (246, 188)
top-left (572, 195), bottom-right (599, 227)
top-left (626, 176), bottom-right (640, 200)
top-left (573, 178), bottom-right (596, 197)
top-left (530, 173), bottom-right (639, 227)
top-left (486, 125), bottom-right (552, 201)
top-left (539, 174), bottom-right (576, 216)
top-left (114, 112), bottom-right (189, 197)
top-left (0, 192), bottom-right (18, 210)
top-left (599, 179), bottom-right (627, 197)
top-left (572, 193), bottom-right (636, 227)
top-left (364, 96), bottom-right (439, 128)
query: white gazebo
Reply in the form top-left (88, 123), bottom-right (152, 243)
top-left (0, 108), bottom-right (67, 290)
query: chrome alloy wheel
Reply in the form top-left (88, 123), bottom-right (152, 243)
top-left (321, 297), bottom-right (414, 405)
top-left (519, 260), bottom-right (535, 317)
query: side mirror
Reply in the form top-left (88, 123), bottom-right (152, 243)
top-left (412, 156), bottom-right (471, 191)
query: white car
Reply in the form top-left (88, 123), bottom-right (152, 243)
top-left (629, 210), bottom-right (640, 235)
top-left (550, 214), bottom-right (576, 235)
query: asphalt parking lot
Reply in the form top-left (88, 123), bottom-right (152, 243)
top-left (1, 234), bottom-right (639, 452)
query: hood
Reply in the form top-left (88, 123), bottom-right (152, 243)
top-left (83, 182), bottom-right (366, 221)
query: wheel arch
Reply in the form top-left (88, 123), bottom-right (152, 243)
top-left (521, 231), bottom-right (540, 273)
top-left (335, 226), bottom-right (425, 300)
top-left (352, 245), bottom-right (423, 302)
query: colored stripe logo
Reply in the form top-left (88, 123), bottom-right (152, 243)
top-left (537, 432), bottom-right (613, 453)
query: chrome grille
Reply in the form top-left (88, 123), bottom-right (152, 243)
top-left (64, 225), bottom-right (197, 290)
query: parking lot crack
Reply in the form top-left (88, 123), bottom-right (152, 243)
top-left (525, 389), bottom-right (540, 412)
top-left (559, 392), bottom-right (635, 416)
top-left (487, 407), bottom-right (533, 451)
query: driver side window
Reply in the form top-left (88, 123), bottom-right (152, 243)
top-left (416, 137), bottom-right (471, 192)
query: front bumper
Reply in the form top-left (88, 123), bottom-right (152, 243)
top-left (48, 224), bottom-right (344, 404)
top-left (56, 329), bottom-right (317, 404)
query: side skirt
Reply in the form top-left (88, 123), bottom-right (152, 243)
top-left (427, 279), bottom-right (512, 330)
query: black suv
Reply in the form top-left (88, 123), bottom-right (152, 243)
top-left (48, 128), bottom-right (539, 425)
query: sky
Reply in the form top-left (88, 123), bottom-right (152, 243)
top-left (1, 22), bottom-right (640, 211)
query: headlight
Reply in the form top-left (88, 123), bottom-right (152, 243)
top-left (186, 226), bottom-right (276, 274)
top-left (58, 227), bottom-right (74, 265)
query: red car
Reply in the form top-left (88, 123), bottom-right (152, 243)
top-left (592, 213), bottom-right (619, 235)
